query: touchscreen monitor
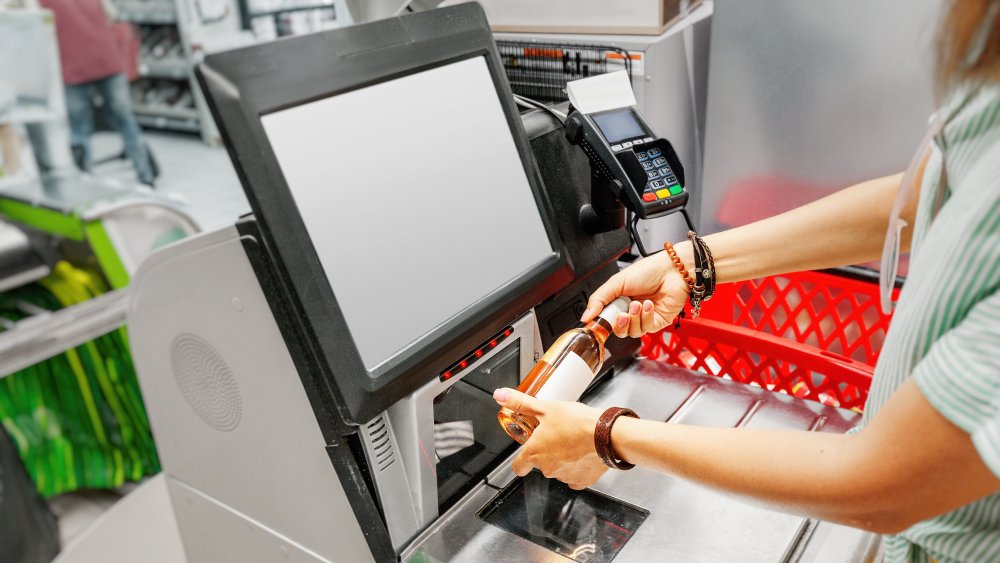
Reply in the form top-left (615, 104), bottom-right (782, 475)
top-left (261, 57), bottom-right (555, 371)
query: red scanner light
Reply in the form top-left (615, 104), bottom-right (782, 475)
top-left (439, 325), bottom-right (514, 382)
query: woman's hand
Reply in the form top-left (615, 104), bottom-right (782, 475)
top-left (580, 249), bottom-right (690, 338)
top-left (494, 387), bottom-right (609, 490)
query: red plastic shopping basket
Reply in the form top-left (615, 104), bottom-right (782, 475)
top-left (640, 269), bottom-right (897, 412)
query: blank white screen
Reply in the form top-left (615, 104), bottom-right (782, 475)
top-left (261, 57), bottom-right (554, 371)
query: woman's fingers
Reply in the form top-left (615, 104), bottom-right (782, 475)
top-left (612, 312), bottom-right (630, 337)
top-left (612, 300), bottom-right (659, 338)
top-left (628, 300), bottom-right (646, 338)
top-left (494, 388), bottom-right (546, 417)
top-left (626, 300), bottom-right (642, 338)
top-left (640, 300), bottom-right (656, 333)
top-left (511, 449), bottom-right (533, 477)
top-left (581, 272), bottom-right (626, 322)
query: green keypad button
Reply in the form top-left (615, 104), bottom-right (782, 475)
top-left (668, 184), bottom-right (683, 195)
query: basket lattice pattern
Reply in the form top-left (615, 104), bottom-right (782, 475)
top-left (640, 270), bottom-right (896, 412)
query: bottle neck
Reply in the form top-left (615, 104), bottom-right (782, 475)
top-left (584, 317), bottom-right (613, 345)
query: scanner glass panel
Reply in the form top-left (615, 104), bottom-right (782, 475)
top-left (434, 339), bottom-right (520, 511)
top-left (479, 471), bottom-right (648, 562)
top-left (261, 57), bottom-right (555, 371)
top-left (592, 109), bottom-right (646, 144)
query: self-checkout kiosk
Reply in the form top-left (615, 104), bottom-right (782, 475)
top-left (125, 4), bottom-right (879, 562)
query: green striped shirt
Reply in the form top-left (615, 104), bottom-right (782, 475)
top-left (861, 83), bottom-right (1000, 562)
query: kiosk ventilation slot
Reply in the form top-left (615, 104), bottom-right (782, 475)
top-left (366, 415), bottom-right (396, 472)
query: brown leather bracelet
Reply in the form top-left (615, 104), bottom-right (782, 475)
top-left (594, 407), bottom-right (639, 470)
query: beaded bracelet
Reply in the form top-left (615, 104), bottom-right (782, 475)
top-left (663, 241), bottom-right (694, 293)
top-left (663, 241), bottom-right (694, 328)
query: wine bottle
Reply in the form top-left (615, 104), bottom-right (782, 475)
top-left (498, 297), bottom-right (630, 444)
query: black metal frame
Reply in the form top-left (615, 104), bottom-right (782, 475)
top-left (495, 40), bottom-right (633, 103)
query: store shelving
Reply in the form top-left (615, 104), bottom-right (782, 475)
top-left (114, 0), bottom-right (350, 142)
top-left (238, 0), bottom-right (349, 41)
top-left (114, 0), bottom-right (248, 143)
top-left (138, 58), bottom-right (189, 80)
top-left (134, 105), bottom-right (199, 121)
top-left (244, 3), bottom-right (331, 18)
top-left (115, 0), bottom-right (178, 24)
top-left (4, 104), bottom-right (60, 125)
top-left (134, 114), bottom-right (198, 133)
top-left (115, 2), bottom-right (199, 136)
top-left (0, 289), bottom-right (129, 380)
top-left (0, 174), bottom-right (38, 194)
top-left (131, 74), bottom-right (199, 134)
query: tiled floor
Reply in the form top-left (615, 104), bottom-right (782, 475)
top-left (91, 129), bottom-right (249, 232)
top-left (48, 488), bottom-right (125, 547)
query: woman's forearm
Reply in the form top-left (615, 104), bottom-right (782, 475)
top-left (675, 173), bottom-right (904, 283)
top-left (609, 378), bottom-right (1000, 534)
top-left (610, 419), bottom-right (873, 527)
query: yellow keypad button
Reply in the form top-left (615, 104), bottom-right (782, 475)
top-left (655, 188), bottom-right (671, 199)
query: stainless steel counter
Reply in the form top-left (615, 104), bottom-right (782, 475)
top-left (402, 359), bottom-right (878, 562)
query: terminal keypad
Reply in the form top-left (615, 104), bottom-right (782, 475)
top-left (636, 147), bottom-right (682, 203)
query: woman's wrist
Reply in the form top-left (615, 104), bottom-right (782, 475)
top-left (595, 408), bottom-right (639, 469)
top-left (673, 239), bottom-right (697, 282)
top-left (609, 415), bottom-right (640, 466)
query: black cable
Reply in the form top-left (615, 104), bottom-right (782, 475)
top-left (620, 209), bottom-right (640, 262)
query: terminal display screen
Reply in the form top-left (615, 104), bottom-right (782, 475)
top-left (479, 471), bottom-right (648, 562)
top-left (261, 57), bottom-right (555, 371)
top-left (592, 109), bottom-right (646, 144)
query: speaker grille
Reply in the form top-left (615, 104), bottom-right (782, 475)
top-left (170, 334), bottom-right (242, 432)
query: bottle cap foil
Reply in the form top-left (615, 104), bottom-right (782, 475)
top-left (598, 296), bottom-right (632, 324)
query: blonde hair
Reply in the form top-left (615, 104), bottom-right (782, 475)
top-left (937, 0), bottom-right (1000, 90)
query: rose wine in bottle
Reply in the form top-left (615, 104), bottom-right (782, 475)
top-left (498, 297), bottom-right (630, 444)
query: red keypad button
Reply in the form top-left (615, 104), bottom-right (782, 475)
top-left (642, 192), bottom-right (656, 202)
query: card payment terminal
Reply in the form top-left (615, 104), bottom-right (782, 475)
top-left (563, 73), bottom-right (695, 255)
top-left (568, 107), bottom-right (688, 218)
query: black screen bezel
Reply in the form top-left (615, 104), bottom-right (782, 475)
top-left (197, 4), bottom-right (572, 426)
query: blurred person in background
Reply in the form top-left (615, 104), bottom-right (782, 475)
top-left (0, 81), bottom-right (21, 177)
top-left (38, 0), bottom-right (156, 186)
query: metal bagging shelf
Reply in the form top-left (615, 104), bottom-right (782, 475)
top-left (641, 269), bottom-right (897, 411)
